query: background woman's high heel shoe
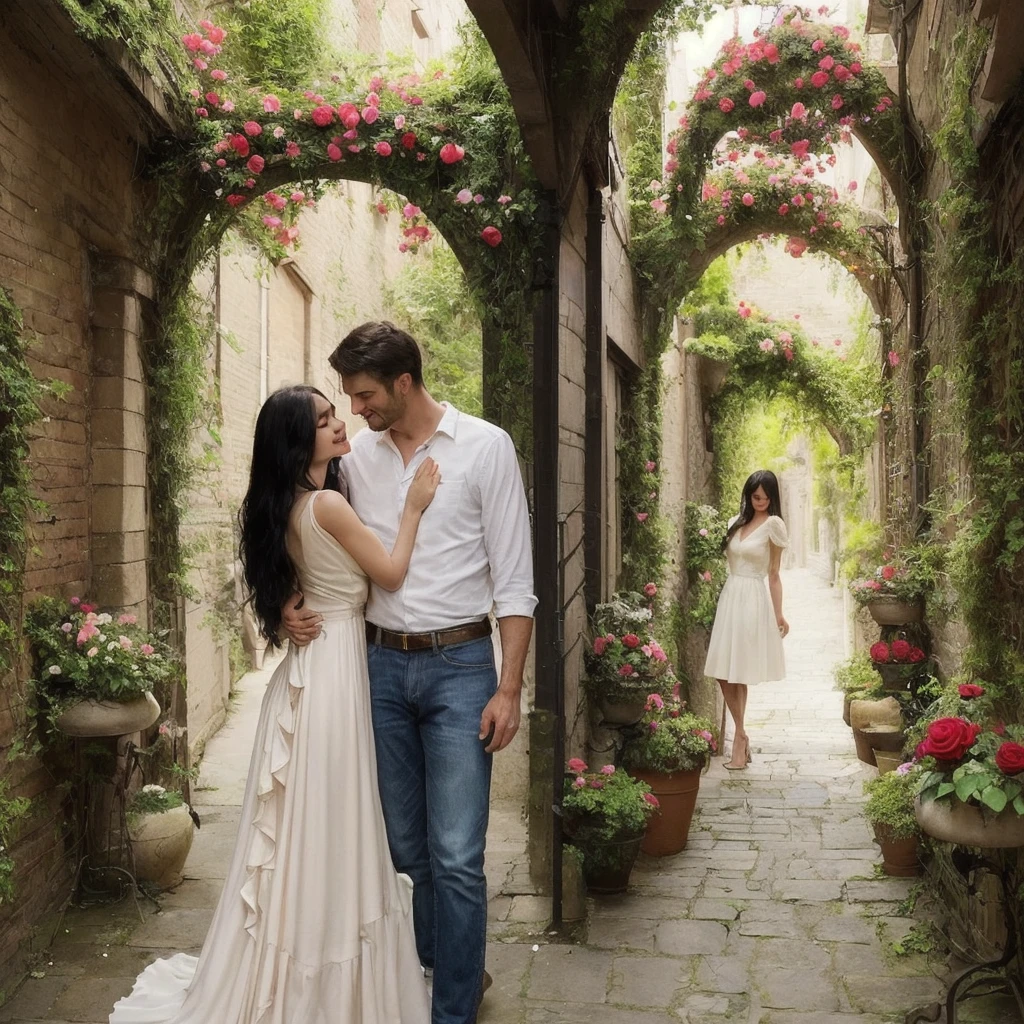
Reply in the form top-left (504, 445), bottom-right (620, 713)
top-left (724, 736), bottom-right (749, 770)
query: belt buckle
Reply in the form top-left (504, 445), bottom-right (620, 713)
top-left (401, 632), bottom-right (409, 651)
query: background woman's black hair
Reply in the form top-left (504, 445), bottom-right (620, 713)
top-left (238, 385), bottom-right (326, 645)
top-left (721, 469), bottom-right (784, 550)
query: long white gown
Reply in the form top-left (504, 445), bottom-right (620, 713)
top-left (703, 514), bottom-right (789, 685)
top-left (110, 492), bottom-right (430, 1024)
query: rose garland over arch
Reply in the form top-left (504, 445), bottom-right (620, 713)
top-left (629, 10), bottom-right (902, 342)
top-left (686, 297), bottom-right (876, 455)
top-left (167, 20), bottom-right (542, 442)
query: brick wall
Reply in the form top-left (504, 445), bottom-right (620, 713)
top-left (0, 0), bottom-right (168, 973)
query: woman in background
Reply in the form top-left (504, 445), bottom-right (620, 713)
top-left (704, 469), bottom-right (789, 770)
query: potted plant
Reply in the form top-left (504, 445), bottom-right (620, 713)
top-left (834, 652), bottom-right (884, 726)
top-left (869, 639), bottom-right (927, 691)
top-left (26, 597), bottom-right (175, 737)
top-left (562, 759), bottom-right (659, 893)
top-left (126, 783), bottom-right (196, 889)
top-left (584, 591), bottom-right (671, 724)
top-left (620, 693), bottom-right (715, 856)
top-left (849, 549), bottom-right (936, 626)
top-left (913, 689), bottom-right (1024, 848)
top-left (863, 767), bottom-right (921, 876)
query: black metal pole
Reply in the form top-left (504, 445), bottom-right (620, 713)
top-left (531, 191), bottom-right (563, 925)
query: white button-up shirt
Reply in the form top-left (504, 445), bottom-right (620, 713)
top-left (340, 404), bottom-right (537, 632)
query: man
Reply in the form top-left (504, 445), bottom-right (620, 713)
top-left (282, 322), bottom-right (535, 1024)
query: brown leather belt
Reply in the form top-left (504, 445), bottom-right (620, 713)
top-left (366, 619), bottom-right (492, 652)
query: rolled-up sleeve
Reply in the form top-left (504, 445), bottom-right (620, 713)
top-left (479, 431), bottom-right (538, 619)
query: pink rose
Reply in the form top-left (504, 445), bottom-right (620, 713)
top-left (439, 143), bottom-right (465, 164)
top-left (140, 644), bottom-right (155, 656)
top-left (374, 141), bottom-right (392, 156)
top-left (481, 226), bottom-right (502, 247)
top-left (593, 637), bottom-right (608, 656)
top-left (644, 583), bottom-right (657, 597)
top-left (567, 757), bottom-right (588, 773)
top-left (600, 764), bottom-right (616, 775)
top-left (618, 664), bottom-right (635, 677)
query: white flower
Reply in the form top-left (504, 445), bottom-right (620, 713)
top-left (98, 633), bottom-right (107, 643)
top-left (142, 784), bottom-right (165, 794)
top-left (48, 665), bottom-right (61, 675)
top-left (107, 641), bottom-right (120, 651)
top-left (96, 613), bottom-right (112, 625)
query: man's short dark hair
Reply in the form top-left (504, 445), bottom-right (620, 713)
top-left (329, 321), bottom-right (424, 386)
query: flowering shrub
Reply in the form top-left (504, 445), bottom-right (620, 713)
top-left (562, 760), bottom-right (658, 841)
top-left (621, 694), bottom-right (717, 774)
top-left (683, 503), bottom-right (729, 629)
top-left (126, 784), bottom-right (185, 820)
top-left (848, 550), bottom-right (937, 607)
top-left (863, 768), bottom-right (919, 841)
top-left (915, 709), bottom-right (1024, 817)
top-left (833, 652), bottom-right (883, 696)
top-left (870, 640), bottom-right (926, 665)
top-left (585, 630), bottom-right (672, 701)
top-left (26, 597), bottom-right (177, 709)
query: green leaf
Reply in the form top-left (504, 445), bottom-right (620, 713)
top-left (1004, 781), bottom-right (1022, 803)
top-left (955, 774), bottom-right (983, 802)
top-left (981, 786), bottom-right (1007, 813)
top-left (936, 782), bottom-right (956, 798)
top-left (1014, 795), bottom-right (1024, 816)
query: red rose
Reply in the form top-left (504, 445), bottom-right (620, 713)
top-left (921, 717), bottom-right (981, 762)
top-left (908, 647), bottom-right (925, 663)
top-left (891, 639), bottom-right (911, 661)
top-left (622, 634), bottom-right (640, 649)
top-left (870, 641), bottom-right (890, 663)
top-left (881, 565), bottom-right (895, 580)
top-left (958, 684), bottom-right (985, 699)
top-left (996, 742), bottom-right (1024, 775)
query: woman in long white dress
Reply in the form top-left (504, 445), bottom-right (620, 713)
top-left (110, 384), bottom-right (438, 1024)
top-left (704, 470), bottom-right (790, 771)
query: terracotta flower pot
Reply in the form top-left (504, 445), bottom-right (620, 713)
top-left (128, 804), bottom-right (195, 889)
top-left (872, 823), bottom-right (921, 876)
top-left (849, 696), bottom-right (902, 732)
top-left (914, 797), bottom-right (1024, 849)
top-left (853, 727), bottom-right (903, 767)
top-left (629, 767), bottom-right (702, 857)
top-left (874, 752), bottom-right (903, 775)
top-left (867, 598), bottom-right (924, 626)
top-left (55, 692), bottom-right (161, 738)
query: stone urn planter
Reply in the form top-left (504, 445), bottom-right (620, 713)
top-left (850, 697), bottom-right (903, 766)
top-left (628, 767), bottom-right (702, 857)
top-left (867, 598), bottom-right (924, 627)
top-left (598, 687), bottom-right (649, 726)
top-left (872, 823), bottom-right (921, 877)
top-left (566, 827), bottom-right (646, 894)
top-left (128, 804), bottom-right (195, 889)
top-left (55, 692), bottom-right (161, 738)
top-left (914, 798), bottom-right (1024, 849)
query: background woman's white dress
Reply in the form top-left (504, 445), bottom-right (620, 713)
top-left (110, 493), bottom-right (430, 1024)
top-left (703, 515), bottom-right (789, 685)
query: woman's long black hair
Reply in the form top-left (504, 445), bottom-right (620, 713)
top-left (721, 469), bottom-right (783, 550)
top-left (238, 385), bottom-right (326, 645)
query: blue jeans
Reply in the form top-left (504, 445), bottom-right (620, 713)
top-left (367, 635), bottom-right (496, 1024)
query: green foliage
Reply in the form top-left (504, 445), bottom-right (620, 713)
top-left (562, 762), bottom-right (656, 841)
top-left (848, 546), bottom-right (940, 607)
top-left (220, 0), bottom-right (329, 88)
top-left (0, 778), bottom-right (31, 905)
top-left (148, 288), bottom-right (219, 604)
top-left (891, 922), bottom-right (936, 958)
top-left (126, 783), bottom-right (184, 820)
top-left (834, 652), bottom-right (882, 695)
top-left (382, 244), bottom-right (483, 416)
top-left (863, 769), bottom-right (919, 840)
top-left (620, 694), bottom-right (715, 773)
top-left (683, 503), bottom-right (728, 630)
top-left (0, 290), bottom-right (58, 682)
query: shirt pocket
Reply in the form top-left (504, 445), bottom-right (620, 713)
top-left (430, 475), bottom-right (467, 510)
